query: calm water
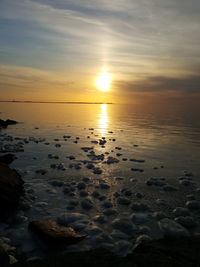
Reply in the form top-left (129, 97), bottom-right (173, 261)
top-left (0, 102), bottom-right (200, 256)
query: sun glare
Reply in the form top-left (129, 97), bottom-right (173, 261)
top-left (96, 72), bottom-right (111, 92)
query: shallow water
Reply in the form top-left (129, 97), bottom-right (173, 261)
top-left (0, 102), bottom-right (200, 258)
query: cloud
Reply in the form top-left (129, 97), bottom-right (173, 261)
top-left (114, 75), bottom-right (200, 94)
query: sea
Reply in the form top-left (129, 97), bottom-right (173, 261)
top-left (0, 102), bottom-right (200, 257)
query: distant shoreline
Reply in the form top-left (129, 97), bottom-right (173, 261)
top-left (0, 101), bottom-right (113, 104)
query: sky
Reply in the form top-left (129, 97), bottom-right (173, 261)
top-left (0, 0), bottom-right (200, 103)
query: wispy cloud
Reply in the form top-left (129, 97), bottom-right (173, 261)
top-left (0, 0), bottom-right (200, 101)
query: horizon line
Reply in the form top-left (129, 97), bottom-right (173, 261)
top-left (0, 100), bottom-right (114, 104)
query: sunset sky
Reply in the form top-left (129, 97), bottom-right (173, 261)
top-left (0, 0), bottom-right (200, 103)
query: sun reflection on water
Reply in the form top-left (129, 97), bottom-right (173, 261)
top-left (98, 104), bottom-right (109, 134)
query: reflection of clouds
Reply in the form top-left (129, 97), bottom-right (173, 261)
top-left (98, 104), bottom-right (109, 133)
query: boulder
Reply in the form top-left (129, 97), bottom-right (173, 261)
top-left (0, 163), bottom-right (24, 215)
top-left (0, 154), bottom-right (16, 165)
top-left (0, 245), bottom-right (9, 266)
top-left (29, 221), bottom-right (86, 247)
top-left (0, 119), bottom-right (17, 129)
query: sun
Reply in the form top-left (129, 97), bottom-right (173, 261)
top-left (96, 72), bottom-right (111, 92)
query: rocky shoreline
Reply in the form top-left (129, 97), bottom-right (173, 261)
top-left (0, 118), bottom-right (200, 266)
top-left (7, 235), bottom-right (200, 267)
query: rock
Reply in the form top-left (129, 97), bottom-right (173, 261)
top-left (81, 199), bottom-right (94, 210)
top-left (156, 199), bottom-right (167, 206)
top-left (79, 190), bottom-right (89, 197)
top-left (100, 183), bottom-right (110, 189)
top-left (57, 213), bottom-right (89, 226)
top-left (111, 218), bottom-right (137, 235)
top-left (29, 221), bottom-right (86, 247)
top-left (111, 230), bottom-right (129, 240)
top-left (77, 182), bottom-right (86, 190)
top-left (103, 209), bottom-right (118, 216)
top-left (158, 218), bottom-right (189, 238)
top-left (114, 240), bottom-right (133, 256)
top-left (152, 211), bottom-right (167, 220)
top-left (9, 255), bottom-right (18, 264)
top-left (93, 168), bottom-right (103, 174)
top-left (50, 180), bottom-right (64, 187)
top-left (104, 157), bottom-right (119, 164)
top-left (131, 213), bottom-right (150, 224)
top-left (0, 119), bottom-right (17, 129)
top-left (12, 236), bottom-right (200, 267)
top-left (173, 207), bottom-right (191, 217)
top-left (175, 216), bottom-right (197, 229)
top-left (135, 235), bottom-right (152, 246)
top-left (93, 215), bottom-right (107, 224)
top-left (0, 245), bottom-right (9, 266)
top-left (102, 201), bottom-right (113, 208)
top-left (91, 190), bottom-right (100, 198)
top-left (87, 226), bottom-right (103, 236)
top-left (139, 226), bottom-right (151, 235)
top-left (135, 193), bottom-right (143, 199)
top-left (117, 197), bottom-right (131, 205)
top-left (131, 203), bottom-right (149, 212)
top-left (162, 184), bottom-right (177, 191)
top-left (186, 200), bottom-right (200, 210)
top-left (0, 154), bottom-right (16, 165)
top-left (0, 163), bottom-right (24, 215)
top-left (146, 177), bottom-right (166, 186)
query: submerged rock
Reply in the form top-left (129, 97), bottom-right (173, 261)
top-left (29, 221), bottom-right (86, 247)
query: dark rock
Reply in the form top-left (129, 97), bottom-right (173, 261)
top-left (0, 163), bottom-right (24, 215)
top-left (11, 236), bottom-right (200, 267)
top-left (29, 221), bottom-right (86, 247)
top-left (0, 119), bottom-right (17, 129)
top-left (0, 245), bottom-right (9, 267)
top-left (0, 154), bottom-right (16, 165)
